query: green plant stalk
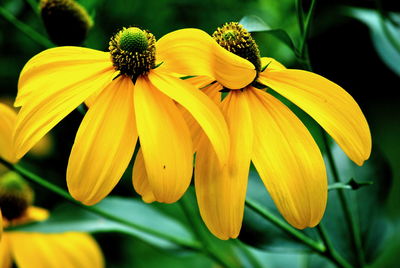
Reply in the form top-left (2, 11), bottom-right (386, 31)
top-left (0, 6), bottom-right (53, 48)
top-left (321, 132), bottom-right (365, 267)
top-left (298, 0), bottom-right (316, 57)
top-left (0, 157), bottom-right (201, 251)
top-left (233, 239), bottom-right (263, 268)
top-left (179, 195), bottom-right (235, 268)
top-left (296, 0), bottom-right (305, 36)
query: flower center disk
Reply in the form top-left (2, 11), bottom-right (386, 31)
top-left (109, 27), bottom-right (156, 80)
top-left (213, 22), bottom-right (261, 73)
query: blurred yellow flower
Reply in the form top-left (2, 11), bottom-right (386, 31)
top-left (154, 22), bottom-right (372, 239)
top-left (0, 206), bottom-right (104, 268)
top-left (14, 27), bottom-right (256, 205)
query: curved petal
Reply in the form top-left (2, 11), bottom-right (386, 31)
top-left (14, 67), bottom-right (115, 160)
top-left (134, 75), bottom-right (193, 203)
top-left (185, 76), bottom-right (216, 89)
top-left (67, 76), bottom-right (137, 205)
top-left (260, 57), bottom-right (286, 71)
top-left (148, 71), bottom-right (229, 165)
top-left (16, 47), bottom-right (113, 107)
top-left (195, 90), bottom-right (253, 239)
top-left (9, 232), bottom-right (104, 268)
top-left (248, 88), bottom-right (327, 229)
top-left (0, 234), bottom-right (12, 268)
top-left (132, 149), bottom-right (156, 203)
top-left (259, 69), bottom-right (371, 166)
top-left (0, 104), bottom-right (17, 163)
top-left (156, 28), bottom-right (256, 89)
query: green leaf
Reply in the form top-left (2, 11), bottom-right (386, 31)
top-left (343, 7), bottom-right (400, 76)
top-left (239, 15), bottom-right (299, 55)
top-left (11, 197), bottom-right (197, 250)
top-left (322, 142), bottom-right (393, 265)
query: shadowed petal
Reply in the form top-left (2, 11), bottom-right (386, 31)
top-left (132, 149), bottom-right (156, 203)
top-left (259, 69), bottom-right (371, 166)
top-left (0, 104), bottom-right (17, 163)
top-left (195, 90), bottom-right (252, 239)
top-left (10, 232), bottom-right (104, 268)
top-left (156, 28), bottom-right (256, 89)
top-left (0, 233), bottom-right (12, 268)
top-left (248, 88), bottom-right (327, 229)
top-left (67, 76), bottom-right (137, 205)
top-left (134, 75), bottom-right (193, 203)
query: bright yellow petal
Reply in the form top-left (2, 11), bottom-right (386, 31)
top-left (259, 69), bottom-right (371, 166)
top-left (16, 47), bottom-right (113, 107)
top-left (0, 233), bottom-right (12, 268)
top-left (156, 28), bottom-right (256, 89)
top-left (148, 71), bottom-right (229, 165)
top-left (185, 76), bottom-right (216, 89)
top-left (260, 57), bottom-right (286, 71)
top-left (9, 232), bottom-right (104, 268)
top-left (134, 76), bottom-right (193, 203)
top-left (132, 149), bottom-right (156, 203)
top-left (195, 90), bottom-right (253, 240)
top-left (14, 66), bottom-right (115, 160)
top-left (248, 88), bottom-right (327, 229)
top-left (67, 76), bottom-right (137, 205)
top-left (0, 104), bottom-right (17, 163)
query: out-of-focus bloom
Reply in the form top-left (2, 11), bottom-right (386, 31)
top-left (14, 27), bottom-right (256, 206)
top-left (156, 22), bottom-right (371, 239)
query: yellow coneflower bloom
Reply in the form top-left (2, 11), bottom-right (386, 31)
top-left (0, 104), bottom-right (104, 267)
top-left (154, 22), bottom-right (371, 239)
top-left (14, 27), bottom-right (256, 206)
top-left (0, 203), bottom-right (104, 268)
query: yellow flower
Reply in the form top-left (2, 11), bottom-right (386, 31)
top-left (14, 27), bottom-right (256, 205)
top-left (155, 22), bottom-right (372, 239)
top-left (0, 205), bottom-right (104, 268)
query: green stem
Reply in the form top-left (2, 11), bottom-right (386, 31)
top-left (0, 157), bottom-right (201, 250)
top-left (298, 0), bottom-right (316, 57)
top-left (296, 0), bottom-right (305, 35)
top-left (245, 199), bottom-right (325, 252)
top-left (321, 132), bottom-right (365, 267)
top-left (317, 225), bottom-right (353, 268)
top-left (233, 239), bottom-right (263, 268)
top-left (179, 195), bottom-right (234, 268)
top-left (0, 6), bottom-right (53, 48)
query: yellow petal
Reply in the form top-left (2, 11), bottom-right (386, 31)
top-left (16, 47), bottom-right (113, 107)
top-left (156, 28), bottom-right (256, 89)
top-left (248, 88), bottom-right (327, 229)
top-left (9, 232), bottom-right (104, 268)
top-left (132, 149), bottom-right (156, 203)
top-left (148, 71), bottom-right (229, 165)
top-left (260, 57), bottom-right (286, 71)
top-left (0, 234), bottom-right (12, 268)
top-left (134, 75), bottom-right (193, 203)
top-left (67, 76), bottom-right (137, 205)
top-left (259, 69), bottom-right (371, 166)
top-left (185, 76), bottom-right (216, 89)
top-left (14, 66), bottom-right (115, 160)
top-left (0, 104), bottom-right (17, 163)
top-left (195, 90), bottom-right (253, 240)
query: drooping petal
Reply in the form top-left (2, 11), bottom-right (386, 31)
top-left (185, 76), bottom-right (216, 90)
top-left (148, 71), bottom-right (229, 165)
top-left (195, 90), bottom-right (253, 239)
top-left (259, 69), bottom-right (371, 166)
top-left (14, 62), bottom-right (115, 159)
top-left (9, 232), bottom-right (104, 268)
top-left (132, 149), bottom-right (156, 203)
top-left (156, 28), bottom-right (256, 89)
top-left (0, 234), bottom-right (12, 268)
top-left (248, 88), bottom-right (327, 229)
top-left (67, 76), bottom-right (137, 205)
top-left (16, 47), bottom-right (113, 107)
top-left (134, 75), bottom-right (193, 203)
top-left (260, 57), bottom-right (286, 71)
top-left (0, 104), bottom-right (17, 163)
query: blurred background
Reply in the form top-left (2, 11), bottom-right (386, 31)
top-left (1, 0), bottom-right (399, 267)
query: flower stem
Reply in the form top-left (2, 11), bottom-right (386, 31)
top-left (0, 6), bottom-right (53, 48)
top-left (298, 0), bottom-right (316, 57)
top-left (0, 157), bottom-right (201, 251)
top-left (321, 132), bottom-right (365, 267)
top-left (179, 194), bottom-right (235, 268)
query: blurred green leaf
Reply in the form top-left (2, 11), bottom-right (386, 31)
top-left (239, 15), bottom-right (299, 55)
top-left (322, 142), bottom-right (393, 265)
top-left (343, 7), bottom-right (400, 76)
top-left (11, 197), bottom-right (197, 251)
